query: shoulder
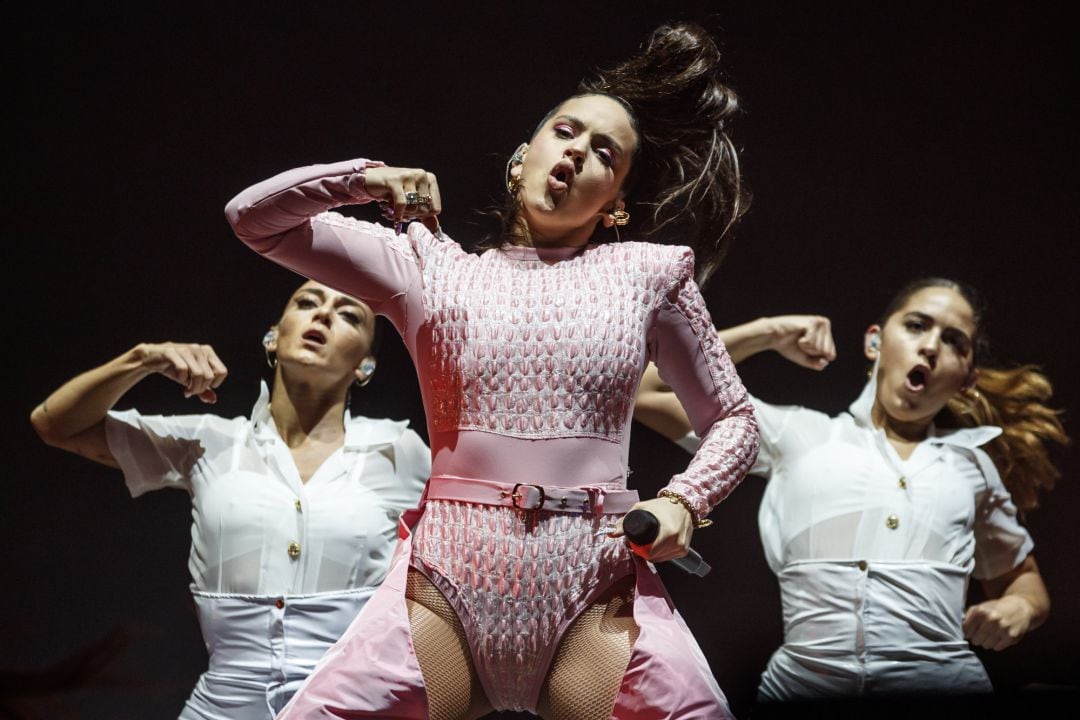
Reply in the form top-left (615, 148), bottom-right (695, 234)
top-left (406, 222), bottom-right (468, 263)
top-left (590, 241), bottom-right (694, 293)
top-left (754, 396), bottom-right (837, 438)
top-left (595, 240), bottom-right (692, 268)
top-left (107, 407), bottom-right (246, 434)
top-left (345, 414), bottom-right (429, 450)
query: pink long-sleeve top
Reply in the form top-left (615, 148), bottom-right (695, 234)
top-left (225, 159), bottom-right (758, 521)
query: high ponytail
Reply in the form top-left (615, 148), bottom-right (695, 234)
top-left (579, 22), bottom-right (749, 286)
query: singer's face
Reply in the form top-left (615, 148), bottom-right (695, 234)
top-left (513, 94), bottom-right (637, 239)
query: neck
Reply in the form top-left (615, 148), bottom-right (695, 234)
top-left (870, 400), bottom-right (931, 444)
top-left (269, 371), bottom-right (349, 448)
top-left (509, 215), bottom-right (596, 250)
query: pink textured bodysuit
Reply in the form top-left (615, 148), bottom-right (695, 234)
top-left (225, 159), bottom-right (759, 719)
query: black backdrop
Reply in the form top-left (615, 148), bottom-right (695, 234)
top-left (9, 2), bottom-right (1078, 718)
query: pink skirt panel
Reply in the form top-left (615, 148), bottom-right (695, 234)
top-left (275, 510), bottom-right (429, 719)
top-left (614, 559), bottom-right (733, 719)
top-left (277, 510), bottom-right (731, 719)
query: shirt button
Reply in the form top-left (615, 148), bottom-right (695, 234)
top-left (898, 476), bottom-right (907, 489)
top-left (275, 598), bottom-right (285, 609)
top-left (294, 498), bottom-right (303, 512)
top-left (287, 541), bottom-right (302, 559)
top-left (886, 514), bottom-right (900, 530)
top-left (857, 560), bottom-right (868, 571)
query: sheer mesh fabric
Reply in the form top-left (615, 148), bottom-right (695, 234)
top-left (538, 576), bottom-right (639, 720)
top-left (405, 569), bottom-right (492, 720)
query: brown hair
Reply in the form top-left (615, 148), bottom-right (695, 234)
top-left (946, 366), bottom-right (1070, 511)
top-left (477, 22), bottom-right (749, 288)
top-left (883, 278), bottom-right (1070, 511)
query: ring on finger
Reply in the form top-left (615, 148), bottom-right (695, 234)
top-left (404, 191), bottom-right (433, 207)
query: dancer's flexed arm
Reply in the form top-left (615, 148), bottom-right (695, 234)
top-left (30, 343), bottom-right (227, 467)
top-left (635, 314), bottom-right (836, 441)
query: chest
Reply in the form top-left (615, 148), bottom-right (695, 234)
top-left (289, 442), bottom-right (342, 485)
top-left (778, 440), bottom-right (982, 528)
top-left (417, 255), bottom-right (664, 437)
top-left (423, 256), bottom-right (656, 349)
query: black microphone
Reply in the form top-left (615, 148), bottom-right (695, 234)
top-left (622, 509), bottom-right (712, 577)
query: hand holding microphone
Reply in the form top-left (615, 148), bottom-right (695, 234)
top-left (613, 499), bottom-right (712, 577)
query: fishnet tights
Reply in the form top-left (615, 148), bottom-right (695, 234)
top-left (406, 569), bottom-right (492, 720)
top-left (538, 575), bottom-right (639, 720)
top-left (407, 570), bottom-right (639, 720)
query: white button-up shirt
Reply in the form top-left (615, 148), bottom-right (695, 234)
top-left (748, 377), bottom-right (1033, 700)
top-left (106, 382), bottom-right (431, 596)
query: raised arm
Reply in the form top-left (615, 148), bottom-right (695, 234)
top-left (964, 554), bottom-right (1050, 651)
top-left (224, 160), bottom-right (442, 324)
top-left (30, 344), bottom-right (226, 468)
top-left (634, 314), bottom-right (836, 443)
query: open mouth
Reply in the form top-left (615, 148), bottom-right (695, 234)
top-left (301, 329), bottom-right (327, 346)
top-left (547, 160), bottom-right (575, 195)
top-left (905, 365), bottom-right (929, 393)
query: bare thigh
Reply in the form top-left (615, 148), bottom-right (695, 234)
top-left (405, 569), bottom-right (493, 720)
top-left (537, 575), bottom-right (639, 720)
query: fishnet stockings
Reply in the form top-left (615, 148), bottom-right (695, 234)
top-left (405, 569), bottom-right (492, 720)
top-left (538, 575), bottom-right (639, 720)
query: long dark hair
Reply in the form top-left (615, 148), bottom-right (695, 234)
top-left (882, 278), bottom-right (1070, 511)
top-left (478, 22), bottom-right (749, 288)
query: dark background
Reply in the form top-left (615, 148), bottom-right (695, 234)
top-left (8, 2), bottom-right (1078, 718)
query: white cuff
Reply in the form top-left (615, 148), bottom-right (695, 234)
top-left (675, 430), bottom-right (700, 454)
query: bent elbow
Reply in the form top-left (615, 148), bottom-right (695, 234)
top-left (30, 404), bottom-right (60, 447)
top-left (223, 194), bottom-right (250, 236)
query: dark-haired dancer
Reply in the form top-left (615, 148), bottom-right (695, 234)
top-left (226, 22), bottom-right (757, 720)
top-left (636, 279), bottom-right (1068, 702)
top-left (30, 281), bottom-right (430, 719)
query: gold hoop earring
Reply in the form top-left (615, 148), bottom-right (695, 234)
top-left (612, 209), bottom-right (630, 226)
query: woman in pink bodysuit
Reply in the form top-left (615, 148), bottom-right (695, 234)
top-left (225, 23), bottom-right (759, 720)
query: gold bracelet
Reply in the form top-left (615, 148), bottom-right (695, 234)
top-left (658, 489), bottom-right (713, 528)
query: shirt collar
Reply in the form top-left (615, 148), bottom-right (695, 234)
top-left (848, 359), bottom-right (1001, 449)
top-left (251, 380), bottom-right (275, 442)
top-left (251, 380), bottom-right (408, 450)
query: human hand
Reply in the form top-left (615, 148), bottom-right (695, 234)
top-left (363, 166), bottom-right (443, 226)
top-left (767, 315), bottom-right (836, 370)
top-left (611, 497), bottom-right (694, 563)
top-left (963, 595), bottom-right (1037, 651)
top-left (134, 343), bottom-right (228, 403)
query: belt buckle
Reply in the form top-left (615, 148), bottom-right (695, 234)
top-left (511, 483), bottom-right (546, 513)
